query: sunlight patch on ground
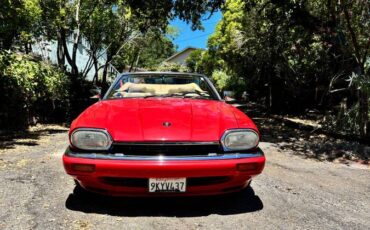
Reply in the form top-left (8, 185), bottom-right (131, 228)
top-left (0, 124), bottom-right (68, 154)
top-left (28, 124), bottom-right (68, 132)
top-left (284, 117), bottom-right (322, 129)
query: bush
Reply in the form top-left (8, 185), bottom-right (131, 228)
top-left (67, 76), bottom-right (97, 122)
top-left (211, 70), bottom-right (246, 99)
top-left (0, 51), bottom-right (70, 131)
top-left (212, 70), bottom-right (231, 91)
top-left (321, 105), bottom-right (360, 136)
top-left (151, 62), bottom-right (190, 72)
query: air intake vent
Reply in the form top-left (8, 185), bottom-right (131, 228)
top-left (111, 142), bottom-right (222, 156)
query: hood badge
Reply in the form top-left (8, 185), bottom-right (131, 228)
top-left (163, 122), bottom-right (171, 127)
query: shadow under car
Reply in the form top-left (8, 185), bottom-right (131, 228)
top-left (65, 185), bottom-right (263, 217)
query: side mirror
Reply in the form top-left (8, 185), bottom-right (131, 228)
top-left (224, 96), bottom-right (236, 104)
top-left (89, 88), bottom-right (102, 100)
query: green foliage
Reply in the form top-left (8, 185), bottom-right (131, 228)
top-left (126, 0), bottom-right (224, 30)
top-left (322, 104), bottom-right (361, 135)
top-left (133, 36), bottom-right (176, 68)
top-left (0, 0), bottom-right (42, 50)
top-left (176, 0), bottom-right (370, 136)
top-left (185, 50), bottom-right (203, 73)
top-left (0, 0), bottom-right (227, 131)
top-left (18, 0), bottom-right (42, 42)
top-left (212, 70), bottom-right (246, 97)
top-left (185, 49), bottom-right (224, 76)
top-left (151, 62), bottom-right (190, 73)
top-left (205, 0), bottom-right (368, 108)
top-left (212, 70), bottom-right (230, 91)
top-left (112, 29), bottom-right (177, 70)
top-left (32, 0), bottom-right (223, 82)
top-left (0, 51), bottom-right (69, 130)
top-left (349, 73), bottom-right (370, 93)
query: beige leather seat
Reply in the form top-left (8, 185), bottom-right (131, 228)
top-left (116, 82), bottom-right (205, 97)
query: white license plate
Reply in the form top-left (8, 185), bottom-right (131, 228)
top-left (149, 178), bottom-right (186, 192)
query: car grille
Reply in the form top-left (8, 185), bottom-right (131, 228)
top-left (110, 142), bottom-right (222, 156)
top-left (101, 177), bottom-right (147, 187)
top-left (101, 176), bottom-right (231, 188)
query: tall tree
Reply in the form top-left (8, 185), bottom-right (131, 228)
top-left (338, 0), bottom-right (370, 137)
top-left (0, 0), bottom-right (42, 51)
top-left (112, 28), bottom-right (177, 71)
top-left (36, 0), bottom-right (224, 79)
top-left (205, 0), bottom-right (369, 136)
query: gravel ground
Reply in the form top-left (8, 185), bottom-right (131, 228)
top-left (0, 125), bottom-right (369, 230)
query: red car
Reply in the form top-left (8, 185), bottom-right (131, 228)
top-left (63, 72), bottom-right (265, 196)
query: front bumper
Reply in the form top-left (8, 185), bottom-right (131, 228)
top-left (63, 147), bottom-right (266, 196)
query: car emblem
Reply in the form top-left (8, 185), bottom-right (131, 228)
top-left (163, 122), bottom-right (171, 127)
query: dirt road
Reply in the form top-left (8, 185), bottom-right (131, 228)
top-left (0, 125), bottom-right (369, 230)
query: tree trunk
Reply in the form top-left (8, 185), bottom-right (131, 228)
top-left (24, 43), bottom-right (29, 54)
top-left (267, 73), bottom-right (272, 112)
top-left (358, 87), bottom-right (369, 137)
top-left (60, 28), bottom-right (79, 78)
top-left (129, 49), bottom-right (140, 72)
top-left (93, 54), bottom-right (99, 84)
top-left (71, 38), bottom-right (79, 74)
top-left (101, 63), bottom-right (110, 96)
top-left (356, 64), bottom-right (369, 137)
top-left (102, 52), bottom-right (113, 95)
top-left (134, 52), bottom-right (141, 72)
top-left (57, 0), bottom-right (81, 78)
top-left (342, 3), bottom-right (369, 137)
top-left (102, 65), bottom-right (108, 83)
top-left (56, 32), bottom-right (65, 69)
top-left (71, 0), bottom-right (81, 77)
top-left (102, 60), bottom-right (110, 85)
top-left (1, 32), bottom-right (14, 50)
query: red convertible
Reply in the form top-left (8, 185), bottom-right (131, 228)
top-left (63, 72), bottom-right (265, 196)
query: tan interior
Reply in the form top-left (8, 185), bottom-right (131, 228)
top-left (114, 82), bottom-right (206, 97)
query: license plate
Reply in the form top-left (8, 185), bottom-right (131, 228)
top-left (149, 178), bottom-right (186, 192)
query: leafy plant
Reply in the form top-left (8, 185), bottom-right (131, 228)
top-left (0, 52), bottom-right (70, 130)
top-left (152, 62), bottom-right (190, 73)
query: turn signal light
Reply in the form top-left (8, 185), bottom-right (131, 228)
top-left (71, 163), bottom-right (95, 173)
top-left (236, 163), bottom-right (259, 172)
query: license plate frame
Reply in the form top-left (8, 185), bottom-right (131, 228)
top-left (148, 178), bottom-right (186, 193)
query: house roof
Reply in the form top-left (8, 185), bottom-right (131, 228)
top-left (164, 46), bottom-right (198, 62)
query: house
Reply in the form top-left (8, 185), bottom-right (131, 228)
top-left (163, 47), bottom-right (198, 65)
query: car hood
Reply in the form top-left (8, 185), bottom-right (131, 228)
top-left (70, 98), bottom-right (257, 142)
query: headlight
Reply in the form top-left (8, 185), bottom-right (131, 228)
top-left (70, 129), bottom-right (112, 150)
top-left (221, 129), bottom-right (259, 151)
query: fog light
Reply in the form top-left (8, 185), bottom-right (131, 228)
top-left (71, 163), bottom-right (95, 173)
top-left (236, 163), bottom-right (259, 172)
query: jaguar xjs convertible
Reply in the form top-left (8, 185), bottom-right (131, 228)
top-left (63, 72), bottom-right (265, 196)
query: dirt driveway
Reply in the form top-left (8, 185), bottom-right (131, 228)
top-left (0, 124), bottom-right (369, 230)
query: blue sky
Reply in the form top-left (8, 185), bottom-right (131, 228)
top-left (169, 11), bottom-right (222, 51)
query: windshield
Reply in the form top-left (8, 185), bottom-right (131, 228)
top-left (106, 74), bottom-right (219, 100)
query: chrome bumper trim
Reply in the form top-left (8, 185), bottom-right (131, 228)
top-left (65, 147), bottom-right (264, 161)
